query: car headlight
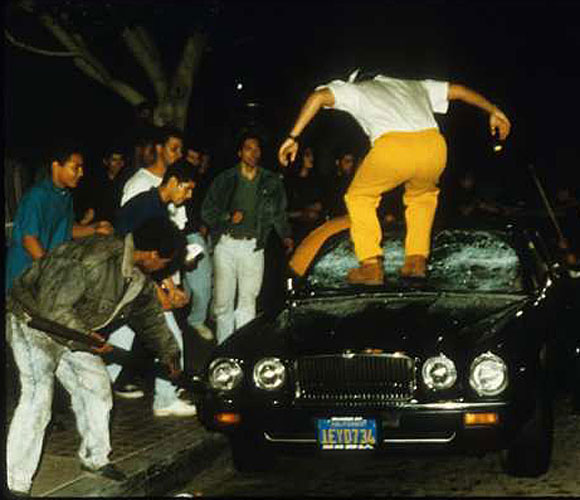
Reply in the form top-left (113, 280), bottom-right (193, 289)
top-left (208, 358), bottom-right (243, 391)
top-left (422, 354), bottom-right (457, 390)
top-left (469, 352), bottom-right (508, 396)
top-left (253, 357), bottom-right (286, 391)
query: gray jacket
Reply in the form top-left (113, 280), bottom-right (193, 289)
top-left (6, 234), bottom-right (180, 365)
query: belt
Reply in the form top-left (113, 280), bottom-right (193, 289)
top-left (226, 232), bottom-right (255, 241)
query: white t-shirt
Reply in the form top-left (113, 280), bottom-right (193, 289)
top-left (318, 75), bottom-right (449, 144)
top-left (121, 168), bottom-right (188, 231)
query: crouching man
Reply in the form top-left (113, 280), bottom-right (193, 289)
top-left (5, 217), bottom-right (186, 496)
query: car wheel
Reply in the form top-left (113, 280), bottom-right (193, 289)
top-left (501, 389), bottom-right (554, 477)
top-left (229, 429), bottom-right (274, 472)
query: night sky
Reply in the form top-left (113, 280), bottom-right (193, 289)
top-left (5, 0), bottom-right (580, 193)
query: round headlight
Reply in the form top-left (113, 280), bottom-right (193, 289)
top-left (253, 357), bottom-right (286, 391)
top-left (422, 354), bottom-right (457, 390)
top-left (469, 352), bottom-right (508, 396)
top-left (208, 358), bottom-right (243, 391)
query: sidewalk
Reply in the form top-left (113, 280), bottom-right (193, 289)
top-left (4, 329), bottom-right (227, 497)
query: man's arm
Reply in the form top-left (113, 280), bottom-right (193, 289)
top-left (72, 221), bottom-right (114, 238)
top-left (448, 83), bottom-right (511, 140)
top-left (278, 88), bottom-right (335, 166)
top-left (22, 235), bottom-right (46, 260)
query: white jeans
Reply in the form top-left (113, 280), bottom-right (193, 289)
top-left (7, 314), bottom-right (113, 493)
top-left (213, 234), bottom-right (264, 344)
top-left (106, 311), bottom-right (184, 410)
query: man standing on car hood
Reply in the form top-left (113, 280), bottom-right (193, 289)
top-left (279, 69), bottom-right (511, 285)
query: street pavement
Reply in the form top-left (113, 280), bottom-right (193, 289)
top-left (4, 319), bottom-right (226, 498)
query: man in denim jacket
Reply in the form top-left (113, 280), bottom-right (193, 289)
top-left (5, 217), bottom-right (185, 496)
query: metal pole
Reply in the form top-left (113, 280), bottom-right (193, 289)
top-left (527, 163), bottom-right (565, 242)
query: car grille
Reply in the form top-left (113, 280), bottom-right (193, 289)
top-left (294, 354), bottom-right (416, 408)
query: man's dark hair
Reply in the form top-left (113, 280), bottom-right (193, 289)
top-left (102, 144), bottom-right (126, 159)
top-left (50, 140), bottom-right (85, 165)
top-left (153, 126), bottom-right (184, 148)
top-left (161, 159), bottom-right (196, 186)
top-left (133, 217), bottom-right (187, 280)
top-left (334, 147), bottom-right (356, 161)
top-left (236, 131), bottom-right (262, 152)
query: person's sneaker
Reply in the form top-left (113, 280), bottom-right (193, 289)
top-left (153, 399), bottom-right (197, 417)
top-left (193, 324), bottom-right (214, 341)
top-left (114, 383), bottom-right (145, 399)
top-left (347, 260), bottom-right (384, 285)
top-left (81, 463), bottom-right (127, 482)
top-left (9, 489), bottom-right (30, 497)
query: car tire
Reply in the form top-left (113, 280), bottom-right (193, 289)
top-left (501, 389), bottom-right (554, 478)
top-left (229, 429), bottom-right (274, 472)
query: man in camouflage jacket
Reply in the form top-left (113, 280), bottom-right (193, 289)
top-left (5, 217), bottom-right (184, 495)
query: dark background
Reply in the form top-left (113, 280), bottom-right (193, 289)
top-left (5, 0), bottom-right (580, 195)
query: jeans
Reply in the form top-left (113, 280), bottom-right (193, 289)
top-left (184, 231), bottom-right (213, 328)
top-left (6, 314), bottom-right (113, 493)
top-left (106, 311), bottom-right (184, 410)
top-left (213, 234), bottom-right (264, 344)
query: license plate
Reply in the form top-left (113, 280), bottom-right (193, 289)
top-left (317, 417), bottom-right (377, 450)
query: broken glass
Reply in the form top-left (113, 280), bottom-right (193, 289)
top-left (306, 229), bottom-right (523, 293)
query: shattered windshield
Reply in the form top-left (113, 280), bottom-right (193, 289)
top-left (305, 229), bottom-right (524, 293)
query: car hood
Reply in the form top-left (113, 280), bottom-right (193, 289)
top-left (278, 293), bottom-right (529, 358)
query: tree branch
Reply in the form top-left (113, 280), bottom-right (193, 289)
top-left (5, 28), bottom-right (78, 57)
top-left (122, 26), bottom-right (167, 100)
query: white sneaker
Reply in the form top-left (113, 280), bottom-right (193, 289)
top-left (153, 399), bottom-right (197, 417)
top-left (193, 324), bottom-right (214, 341)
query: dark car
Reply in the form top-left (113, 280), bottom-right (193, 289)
top-left (195, 216), bottom-right (579, 477)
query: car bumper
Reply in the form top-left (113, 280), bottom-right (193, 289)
top-left (199, 399), bottom-right (530, 454)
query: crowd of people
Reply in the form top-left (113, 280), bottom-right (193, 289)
top-left (6, 68), bottom-right (579, 496)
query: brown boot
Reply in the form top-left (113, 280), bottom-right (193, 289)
top-left (399, 255), bottom-right (427, 278)
top-left (347, 258), bottom-right (384, 285)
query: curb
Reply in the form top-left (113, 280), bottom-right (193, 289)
top-left (42, 430), bottom-right (228, 497)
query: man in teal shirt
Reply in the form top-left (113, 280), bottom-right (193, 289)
top-left (5, 144), bottom-right (113, 292)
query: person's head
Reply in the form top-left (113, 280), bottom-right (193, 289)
top-left (160, 159), bottom-right (196, 206)
top-left (132, 217), bottom-right (186, 279)
top-left (51, 142), bottom-right (85, 189)
top-left (102, 146), bottom-right (126, 180)
top-left (185, 141), bottom-right (203, 168)
top-left (459, 171), bottom-right (476, 190)
top-left (134, 126), bottom-right (158, 169)
top-left (303, 147), bottom-right (315, 170)
top-left (153, 126), bottom-right (184, 168)
top-left (237, 133), bottom-right (262, 169)
top-left (335, 150), bottom-right (355, 177)
top-left (200, 152), bottom-right (211, 175)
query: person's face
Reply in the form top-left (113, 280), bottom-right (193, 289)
top-left (337, 154), bottom-right (355, 176)
top-left (303, 148), bottom-right (315, 170)
top-left (53, 153), bottom-right (84, 188)
top-left (238, 138), bottom-right (261, 168)
top-left (167, 177), bottom-right (195, 205)
top-left (460, 174), bottom-right (475, 190)
top-left (141, 144), bottom-right (156, 167)
top-left (186, 149), bottom-right (202, 167)
top-left (159, 136), bottom-right (183, 167)
top-left (138, 251), bottom-right (172, 272)
top-left (104, 153), bottom-right (125, 178)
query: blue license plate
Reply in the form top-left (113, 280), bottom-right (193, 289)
top-left (317, 417), bottom-right (377, 450)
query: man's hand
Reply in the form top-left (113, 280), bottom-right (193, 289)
top-left (94, 220), bottom-right (114, 236)
top-left (230, 210), bottom-right (244, 224)
top-left (278, 138), bottom-right (299, 167)
top-left (167, 287), bottom-right (189, 309)
top-left (165, 354), bottom-right (182, 381)
top-left (80, 208), bottom-right (95, 226)
top-left (489, 108), bottom-right (511, 140)
top-left (88, 331), bottom-right (114, 355)
top-left (283, 237), bottom-right (294, 256)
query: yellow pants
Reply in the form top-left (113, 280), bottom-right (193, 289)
top-left (344, 128), bottom-right (447, 262)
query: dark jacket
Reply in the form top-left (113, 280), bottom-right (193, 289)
top-left (6, 234), bottom-right (180, 365)
top-left (201, 166), bottom-right (291, 250)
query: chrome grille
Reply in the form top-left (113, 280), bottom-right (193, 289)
top-left (295, 354), bottom-right (416, 407)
